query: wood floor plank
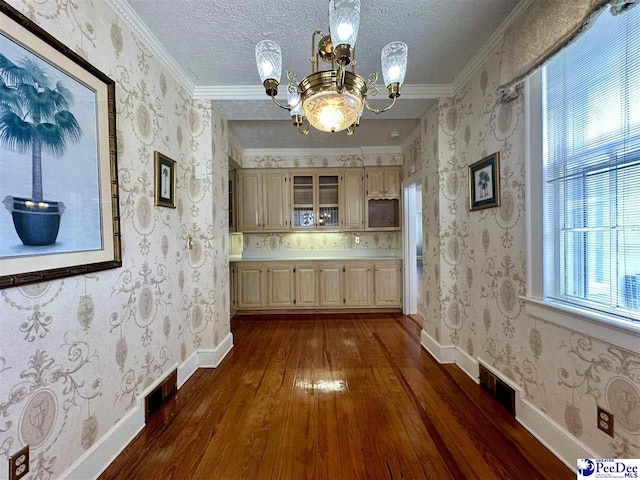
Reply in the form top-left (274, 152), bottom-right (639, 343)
top-left (101, 314), bottom-right (573, 480)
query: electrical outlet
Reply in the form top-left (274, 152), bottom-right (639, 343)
top-left (597, 406), bottom-right (614, 437)
top-left (9, 445), bottom-right (29, 480)
top-left (355, 236), bottom-right (360, 244)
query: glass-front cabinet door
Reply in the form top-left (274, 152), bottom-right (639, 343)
top-left (317, 174), bottom-right (340, 229)
top-left (291, 171), bottom-right (342, 231)
top-left (292, 173), bottom-right (315, 230)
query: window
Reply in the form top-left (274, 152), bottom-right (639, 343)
top-left (543, 7), bottom-right (640, 321)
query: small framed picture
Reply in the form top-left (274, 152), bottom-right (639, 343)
top-left (154, 152), bottom-right (176, 209)
top-left (469, 152), bottom-right (501, 211)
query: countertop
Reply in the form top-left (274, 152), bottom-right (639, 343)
top-left (229, 251), bottom-right (402, 263)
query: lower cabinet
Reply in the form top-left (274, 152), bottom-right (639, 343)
top-left (236, 264), bottom-right (266, 309)
top-left (344, 264), bottom-right (373, 307)
top-left (267, 265), bottom-right (295, 308)
top-left (232, 259), bottom-right (402, 311)
top-left (374, 263), bottom-right (403, 306)
top-left (319, 265), bottom-right (343, 307)
top-left (296, 265), bottom-right (320, 307)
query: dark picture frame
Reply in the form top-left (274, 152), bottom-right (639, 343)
top-left (0, 3), bottom-right (121, 289)
top-left (154, 152), bottom-right (176, 209)
top-left (469, 152), bottom-right (501, 211)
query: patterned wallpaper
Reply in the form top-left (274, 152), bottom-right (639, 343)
top-left (0, 1), bottom-right (229, 477)
top-left (420, 45), bottom-right (640, 458)
top-left (243, 232), bottom-right (401, 252)
top-left (242, 152), bottom-right (401, 169)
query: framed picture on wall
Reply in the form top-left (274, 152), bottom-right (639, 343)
top-left (469, 152), bottom-right (501, 211)
top-left (154, 152), bottom-right (176, 209)
top-left (0, 3), bottom-right (121, 289)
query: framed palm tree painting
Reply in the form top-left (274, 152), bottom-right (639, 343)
top-left (469, 152), bottom-right (500, 211)
top-left (154, 152), bottom-right (176, 208)
top-left (0, 3), bottom-right (120, 288)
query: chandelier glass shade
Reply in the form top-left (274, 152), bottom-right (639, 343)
top-left (255, 1), bottom-right (408, 135)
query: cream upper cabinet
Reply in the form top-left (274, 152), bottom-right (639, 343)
top-left (295, 265), bottom-right (320, 307)
top-left (366, 169), bottom-right (385, 197)
top-left (319, 265), bottom-right (343, 307)
top-left (343, 170), bottom-right (365, 231)
top-left (344, 264), bottom-right (372, 307)
top-left (262, 170), bottom-right (290, 231)
top-left (383, 169), bottom-right (401, 198)
top-left (267, 264), bottom-right (295, 308)
top-left (236, 167), bottom-right (401, 233)
top-left (366, 167), bottom-right (402, 199)
top-left (374, 262), bottom-right (402, 307)
top-left (237, 170), bottom-right (262, 232)
top-left (237, 264), bottom-right (266, 309)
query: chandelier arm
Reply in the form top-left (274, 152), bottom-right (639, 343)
top-left (271, 95), bottom-right (292, 111)
top-left (311, 31), bottom-right (325, 73)
top-left (364, 95), bottom-right (398, 115)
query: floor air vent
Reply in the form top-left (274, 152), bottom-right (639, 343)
top-left (145, 369), bottom-right (177, 422)
top-left (479, 364), bottom-right (516, 417)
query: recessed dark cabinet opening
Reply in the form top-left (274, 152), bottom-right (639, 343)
top-left (368, 199), bottom-right (400, 229)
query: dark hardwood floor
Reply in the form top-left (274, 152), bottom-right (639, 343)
top-left (101, 314), bottom-right (572, 480)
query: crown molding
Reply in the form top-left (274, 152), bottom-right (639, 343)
top-left (360, 146), bottom-right (402, 155)
top-left (105, 0), bottom-right (195, 93)
top-left (193, 84), bottom-right (451, 101)
top-left (242, 146), bottom-right (401, 158)
top-left (450, 0), bottom-right (533, 95)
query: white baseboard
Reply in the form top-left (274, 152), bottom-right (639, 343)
top-left (516, 396), bottom-right (596, 472)
top-left (60, 404), bottom-right (145, 480)
top-left (421, 332), bottom-right (596, 472)
top-left (455, 346), bottom-right (480, 382)
top-left (198, 332), bottom-right (234, 368)
top-left (61, 336), bottom-right (233, 480)
top-left (476, 357), bottom-right (596, 471)
top-left (178, 350), bottom-right (199, 388)
top-left (420, 329), bottom-right (456, 363)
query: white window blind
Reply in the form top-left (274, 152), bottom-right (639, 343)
top-left (543, 6), bottom-right (640, 320)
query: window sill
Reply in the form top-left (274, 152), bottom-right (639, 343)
top-left (521, 296), bottom-right (640, 352)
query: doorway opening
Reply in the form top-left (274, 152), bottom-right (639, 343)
top-left (403, 180), bottom-right (423, 323)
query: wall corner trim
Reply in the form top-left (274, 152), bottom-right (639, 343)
top-left (419, 330), bottom-right (598, 472)
top-left (198, 332), bottom-right (234, 368)
top-left (178, 350), bottom-right (199, 388)
top-left (61, 338), bottom-right (234, 480)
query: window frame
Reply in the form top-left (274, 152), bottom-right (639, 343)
top-left (523, 71), bottom-right (640, 352)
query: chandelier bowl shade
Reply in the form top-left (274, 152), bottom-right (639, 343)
top-left (255, 40), bottom-right (282, 84)
top-left (329, 0), bottom-right (361, 48)
top-left (299, 70), bottom-right (367, 133)
top-left (381, 42), bottom-right (408, 87)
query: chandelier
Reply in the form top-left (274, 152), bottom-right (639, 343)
top-left (255, 0), bottom-right (408, 135)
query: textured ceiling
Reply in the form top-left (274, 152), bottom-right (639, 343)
top-left (230, 119), bottom-right (421, 149)
top-left (127, 0), bottom-right (520, 85)
top-left (126, 0), bottom-right (518, 150)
